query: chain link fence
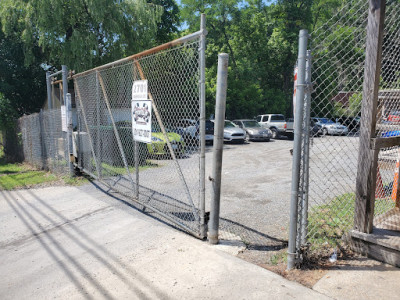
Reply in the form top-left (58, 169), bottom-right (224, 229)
top-left (297, 0), bottom-right (400, 254)
top-left (73, 33), bottom-right (206, 237)
top-left (18, 107), bottom-right (69, 175)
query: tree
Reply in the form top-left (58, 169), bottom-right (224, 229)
top-left (148, 0), bottom-right (180, 43)
top-left (0, 0), bottom-right (164, 72)
top-left (0, 27), bottom-right (46, 126)
top-left (180, 0), bottom-right (312, 119)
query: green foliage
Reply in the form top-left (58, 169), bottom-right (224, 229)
top-left (347, 92), bottom-right (362, 117)
top-left (311, 0), bottom-right (367, 118)
top-left (181, 0), bottom-right (312, 119)
top-left (0, 28), bottom-right (46, 130)
top-left (0, 0), bottom-right (164, 72)
top-left (148, 0), bottom-right (180, 43)
top-left (0, 94), bottom-right (18, 130)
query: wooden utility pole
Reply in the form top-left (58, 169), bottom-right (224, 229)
top-left (354, 0), bottom-right (386, 233)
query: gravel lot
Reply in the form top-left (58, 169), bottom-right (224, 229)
top-left (207, 135), bottom-right (360, 249)
top-left (209, 138), bottom-right (294, 248)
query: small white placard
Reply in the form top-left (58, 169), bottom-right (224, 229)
top-left (132, 80), bottom-right (148, 100)
top-left (61, 105), bottom-right (67, 132)
top-left (132, 80), bottom-right (151, 143)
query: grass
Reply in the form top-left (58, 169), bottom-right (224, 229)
top-left (0, 171), bottom-right (58, 190)
top-left (270, 249), bottom-right (288, 265)
top-left (308, 193), bottom-right (396, 249)
top-left (62, 174), bottom-right (90, 186)
top-left (0, 145), bottom-right (58, 190)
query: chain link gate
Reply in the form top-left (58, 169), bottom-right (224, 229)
top-left (289, 0), bottom-right (400, 268)
top-left (73, 22), bottom-right (207, 238)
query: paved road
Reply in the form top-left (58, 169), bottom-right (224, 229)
top-left (0, 186), bottom-right (328, 299)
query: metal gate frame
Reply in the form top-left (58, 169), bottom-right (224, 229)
top-left (72, 15), bottom-right (208, 238)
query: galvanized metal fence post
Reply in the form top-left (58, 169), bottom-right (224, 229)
top-left (66, 92), bottom-right (74, 176)
top-left (288, 30), bottom-right (308, 269)
top-left (135, 141), bottom-right (139, 199)
top-left (199, 13), bottom-right (207, 238)
top-left (39, 109), bottom-right (47, 169)
top-left (209, 53), bottom-right (229, 245)
top-left (300, 50), bottom-right (312, 245)
top-left (96, 72), bottom-right (102, 178)
top-left (63, 66), bottom-right (74, 177)
top-left (46, 71), bottom-right (52, 109)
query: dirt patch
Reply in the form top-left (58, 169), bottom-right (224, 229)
top-left (237, 244), bottom-right (358, 288)
top-left (262, 264), bottom-right (329, 288)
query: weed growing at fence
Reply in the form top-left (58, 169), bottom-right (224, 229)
top-left (308, 193), bottom-right (395, 250)
top-left (62, 175), bottom-right (90, 186)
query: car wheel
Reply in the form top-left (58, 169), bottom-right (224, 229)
top-left (271, 128), bottom-right (278, 139)
top-left (322, 128), bottom-right (328, 136)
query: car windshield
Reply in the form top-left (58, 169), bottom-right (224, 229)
top-left (318, 118), bottom-right (335, 124)
top-left (224, 121), bottom-right (237, 128)
top-left (242, 120), bottom-right (261, 127)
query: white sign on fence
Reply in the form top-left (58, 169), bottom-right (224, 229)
top-left (131, 80), bottom-right (151, 143)
top-left (132, 80), bottom-right (148, 100)
top-left (61, 105), bottom-right (67, 132)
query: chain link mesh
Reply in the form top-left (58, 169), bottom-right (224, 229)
top-left (302, 0), bottom-right (400, 250)
top-left (74, 40), bottom-right (203, 235)
top-left (18, 106), bottom-right (69, 175)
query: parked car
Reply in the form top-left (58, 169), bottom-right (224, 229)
top-left (115, 120), bottom-right (185, 158)
top-left (148, 123), bottom-right (185, 157)
top-left (256, 114), bottom-right (287, 139)
top-left (285, 118), bottom-right (322, 140)
top-left (232, 119), bottom-right (272, 142)
top-left (310, 119), bottom-right (323, 137)
top-left (387, 111), bottom-right (400, 122)
top-left (335, 116), bottom-right (360, 133)
top-left (212, 120), bottom-right (246, 143)
top-left (285, 118), bottom-right (295, 140)
top-left (174, 119), bottom-right (214, 145)
top-left (312, 117), bottom-right (349, 135)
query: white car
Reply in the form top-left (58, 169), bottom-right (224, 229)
top-left (312, 117), bottom-right (349, 135)
top-left (175, 119), bottom-right (214, 145)
top-left (211, 120), bottom-right (246, 143)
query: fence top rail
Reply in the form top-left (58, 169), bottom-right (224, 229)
top-left (73, 29), bottom-right (206, 79)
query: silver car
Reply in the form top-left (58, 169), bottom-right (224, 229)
top-left (232, 119), bottom-right (272, 142)
top-left (212, 120), bottom-right (246, 143)
top-left (312, 117), bottom-right (349, 135)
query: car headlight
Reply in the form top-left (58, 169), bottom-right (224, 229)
top-left (151, 136), bottom-right (162, 142)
